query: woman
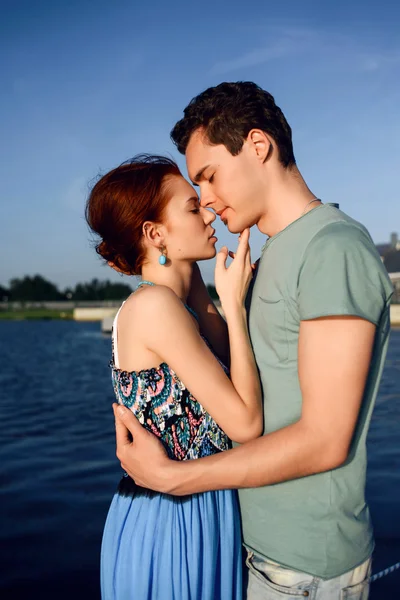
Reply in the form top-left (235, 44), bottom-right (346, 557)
top-left (85, 155), bottom-right (262, 600)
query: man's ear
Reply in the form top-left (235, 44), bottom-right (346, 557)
top-left (247, 129), bottom-right (274, 163)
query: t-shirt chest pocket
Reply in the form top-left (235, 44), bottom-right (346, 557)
top-left (251, 296), bottom-right (289, 365)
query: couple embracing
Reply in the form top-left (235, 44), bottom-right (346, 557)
top-left (86, 81), bottom-right (393, 600)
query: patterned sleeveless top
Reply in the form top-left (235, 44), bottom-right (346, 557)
top-left (110, 287), bottom-right (229, 495)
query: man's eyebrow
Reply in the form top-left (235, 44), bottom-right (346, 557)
top-left (192, 164), bottom-right (211, 183)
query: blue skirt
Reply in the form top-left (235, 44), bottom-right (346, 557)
top-left (101, 487), bottom-right (243, 599)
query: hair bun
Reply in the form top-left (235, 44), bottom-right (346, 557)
top-left (95, 240), bottom-right (135, 275)
top-left (96, 240), bottom-right (114, 262)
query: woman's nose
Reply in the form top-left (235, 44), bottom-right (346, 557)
top-left (202, 207), bottom-right (216, 225)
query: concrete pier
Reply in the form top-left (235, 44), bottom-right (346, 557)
top-left (391, 304), bottom-right (400, 326)
top-left (101, 315), bottom-right (116, 333)
top-left (73, 307), bottom-right (118, 322)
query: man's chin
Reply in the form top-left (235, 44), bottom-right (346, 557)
top-left (225, 220), bottom-right (242, 234)
top-left (226, 217), bottom-right (256, 234)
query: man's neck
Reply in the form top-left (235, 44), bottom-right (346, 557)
top-left (257, 165), bottom-right (320, 238)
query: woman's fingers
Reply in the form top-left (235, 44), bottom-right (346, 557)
top-left (235, 228), bottom-right (250, 261)
top-left (228, 229), bottom-right (250, 262)
top-left (215, 246), bottom-right (229, 272)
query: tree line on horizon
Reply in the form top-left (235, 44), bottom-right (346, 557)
top-left (0, 275), bottom-right (133, 302)
top-left (0, 275), bottom-right (218, 302)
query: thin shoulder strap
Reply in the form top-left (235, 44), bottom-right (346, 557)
top-left (112, 285), bottom-right (148, 369)
top-left (112, 303), bottom-right (125, 369)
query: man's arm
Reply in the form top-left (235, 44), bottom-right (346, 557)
top-left (115, 315), bottom-right (376, 495)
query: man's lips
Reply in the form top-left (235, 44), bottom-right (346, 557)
top-left (216, 208), bottom-right (228, 221)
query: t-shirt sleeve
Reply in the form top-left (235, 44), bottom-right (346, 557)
top-left (297, 222), bottom-right (393, 324)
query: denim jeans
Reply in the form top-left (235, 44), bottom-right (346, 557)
top-left (245, 550), bottom-right (371, 599)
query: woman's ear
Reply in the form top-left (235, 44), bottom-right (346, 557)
top-left (142, 221), bottom-right (165, 249)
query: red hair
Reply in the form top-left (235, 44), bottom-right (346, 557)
top-left (85, 155), bottom-right (181, 275)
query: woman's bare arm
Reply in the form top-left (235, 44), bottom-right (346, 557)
top-left (121, 284), bottom-right (262, 443)
top-left (186, 263), bottom-right (229, 366)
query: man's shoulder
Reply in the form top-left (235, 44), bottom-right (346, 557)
top-left (299, 210), bottom-right (393, 303)
top-left (308, 215), bottom-right (373, 252)
top-left (300, 212), bottom-right (388, 280)
top-left (260, 206), bottom-right (375, 272)
top-left (265, 205), bottom-right (373, 260)
top-left (305, 205), bottom-right (372, 245)
top-left (255, 205), bottom-right (388, 296)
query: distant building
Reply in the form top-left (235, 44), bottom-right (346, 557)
top-left (376, 232), bottom-right (400, 261)
top-left (390, 232), bottom-right (399, 249)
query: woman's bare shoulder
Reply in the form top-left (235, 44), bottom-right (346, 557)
top-left (118, 285), bottom-right (187, 330)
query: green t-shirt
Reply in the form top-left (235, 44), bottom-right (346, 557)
top-left (240, 203), bottom-right (393, 579)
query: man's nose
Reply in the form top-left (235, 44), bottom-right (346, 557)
top-left (199, 188), bottom-right (217, 209)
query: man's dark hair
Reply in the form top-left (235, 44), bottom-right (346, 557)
top-left (171, 81), bottom-right (296, 168)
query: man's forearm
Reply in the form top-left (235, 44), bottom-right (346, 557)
top-left (164, 420), bottom-right (342, 496)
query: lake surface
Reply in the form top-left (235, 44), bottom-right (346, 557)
top-left (0, 321), bottom-right (399, 599)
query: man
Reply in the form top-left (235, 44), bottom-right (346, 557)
top-left (113, 82), bottom-right (393, 598)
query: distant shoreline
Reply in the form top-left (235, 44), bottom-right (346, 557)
top-left (1, 306), bottom-right (399, 328)
top-left (0, 309), bottom-right (73, 320)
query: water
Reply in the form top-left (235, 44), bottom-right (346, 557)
top-left (0, 321), bottom-right (399, 599)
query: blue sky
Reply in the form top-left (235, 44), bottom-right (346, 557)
top-left (1, 0), bottom-right (399, 288)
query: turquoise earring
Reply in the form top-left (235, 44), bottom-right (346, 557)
top-left (159, 246), bottom-right (167, 265)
